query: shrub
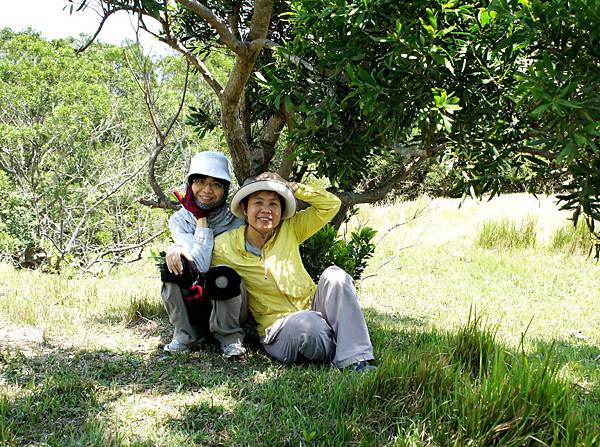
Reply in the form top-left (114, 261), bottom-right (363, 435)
top-left (476, 217), bottom-right (537, 250)
top-left (0, 171), bottom-right (36, 256)
top-left (300, 225), bottom-right (376, 282)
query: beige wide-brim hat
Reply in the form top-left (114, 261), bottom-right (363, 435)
top-left (230, 177), bottom-right (297, 220)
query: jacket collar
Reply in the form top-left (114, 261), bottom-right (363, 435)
top-left (237, 222), bottom-right (283, 253)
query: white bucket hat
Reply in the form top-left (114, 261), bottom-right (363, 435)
top-left (230, 177), bottom-right (297, 220)
top-left (186, 151), bottom-right (232, 184)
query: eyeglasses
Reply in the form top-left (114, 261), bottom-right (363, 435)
top-left (192, 178), bottom-right (225, 190)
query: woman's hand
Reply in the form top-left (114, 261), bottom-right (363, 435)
top-left (165, 244), bottom-right (193, 275)
top-left (257, 172), bottom-right (298, 193)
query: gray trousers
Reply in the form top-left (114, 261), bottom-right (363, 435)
top-left (261, 266), bottom-right (374, 369)
top-left (161, 282), bottom-right (248, 347)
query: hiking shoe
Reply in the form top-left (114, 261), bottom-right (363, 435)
top-left (222, 342), bottom-right (246, 359)
top-left (350, 360), bottom-right (377, 373)
top-left (163, 339), bottom-right (191, 353)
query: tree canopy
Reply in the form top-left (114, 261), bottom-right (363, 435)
top-left (69, 0), bottom-right (599, 252)
top-left (0, 28), bottom-right (216, 270)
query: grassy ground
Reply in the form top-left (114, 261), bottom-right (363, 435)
top-left (1, 194), bottom-right (599, 446)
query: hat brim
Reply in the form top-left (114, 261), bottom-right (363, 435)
top-left (185, 151), bottom-right (232, 184)
top-left (230, 179), bottom-right (297, 220)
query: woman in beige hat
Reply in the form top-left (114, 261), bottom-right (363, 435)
top-left (197, 172), bottom-right (376, 372)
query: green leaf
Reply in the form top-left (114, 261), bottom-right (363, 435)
top-left (255, 71), bottom-right (268, 83)
top-left (530, 103), bottom-right (550, 116)
top-left (444, 58), bottom-right (455, 75)
top-left (555, 99), bottom-right (582, 109)
top-left (478, 8), bottom-right (490, 27)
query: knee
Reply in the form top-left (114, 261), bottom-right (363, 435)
top-left (284, 311), bottom-right (325, 337)
top-left (317, 267), bottom-right (356, 303)
top-left (319, 266), bottom-right (351, 285)
top-left (294, 313), bottom-right (334, 361)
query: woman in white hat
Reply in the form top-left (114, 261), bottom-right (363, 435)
top-left (196, 172), bottom-right (376, 372)
top-left (161, 151), bottom-right (247, 358)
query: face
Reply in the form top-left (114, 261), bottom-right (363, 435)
top-left (242, 190), bottom-right (282, 233)
top-left (190, 176), bottom-right (225, 207)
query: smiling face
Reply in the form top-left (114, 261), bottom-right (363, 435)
top-left (242, 190), bottom-right (283, 234)
top-left (190, 175), bottom-right (226, 207)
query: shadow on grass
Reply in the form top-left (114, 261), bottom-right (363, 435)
top-left (0, 335), bottom-right (277, 445)
top-left (1, 308), bottom-right (598, 446)
top-left (529, 337), bottom-right (600, 416)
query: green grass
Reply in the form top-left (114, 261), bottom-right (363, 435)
top-left (549, 219), bottom-right (595, 255)
top-left (476, 216), bottom-right (538, 249)
top-left (1, 193), bottom-right (599, 446)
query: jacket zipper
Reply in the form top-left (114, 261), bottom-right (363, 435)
top-left (261, 248), bottom-right (267, 280)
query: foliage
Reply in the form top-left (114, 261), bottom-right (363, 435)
top-left (299, 224), bottom-right (376, 282)
top-left (0, 29), bottom-right (216, 271)
top-left (69, 0), bottom-right (600, 260)
top-left (263, 0), bottom-right (527, 188)
top-left (0, 171), bottom-right (36, 255)
top-left (501, 0), bottom-right (600, 235)
top-left (264, 0), bottom-right (600, 246)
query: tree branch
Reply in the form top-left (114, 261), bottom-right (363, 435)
top-left (255, 109), bottom-right (286, 172)
top-left (336, 154), bottom-right (431, 206)
top-left (277, 111), bottom-right (296, 179)
top-left (277, 141), bottom-right (296, 180)
top-left (247, 0), bottom-right (275, 41)
top-left (157, 18), bottom-right (225, 98)
top-left (248, 38), bottom-right (278, 51)
top-left (75, 2), bottom-right (127, 53)
top-left (122, 41), bottom-right (191, 209)
top-left (138, 196), bottom-right (179, 210)
top-left (176, 0), bottom-right (244, 56)
top-left (65, 160), bottom-right (147, 254)
top-left (145, 63), bottom-right (190, 206)
top-left (81, 228), bottom-right (168, 273)
top-left (220, 0), bottom-right (275, 181)
top-left (222, 0), bottom-right (274, 107)
top-left (228, 1), bottom-right (242, 41)
top-left (516, 146), bottom-right (556, 160)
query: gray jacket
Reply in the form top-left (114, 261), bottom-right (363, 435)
top-left (168, 203), bottom-right (243, 270)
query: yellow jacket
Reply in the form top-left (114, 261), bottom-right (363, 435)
top-left (211, 183), bottom-right (341, 335)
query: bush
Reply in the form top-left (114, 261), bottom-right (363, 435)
top-left (475, 217), bottom-right (537, 250)
top-left (300, 225), bottom-right (376, 282)
top-left (420, 159), bottom-right (462, 198)
top-left (0, 171), bottom-right (36, 256)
